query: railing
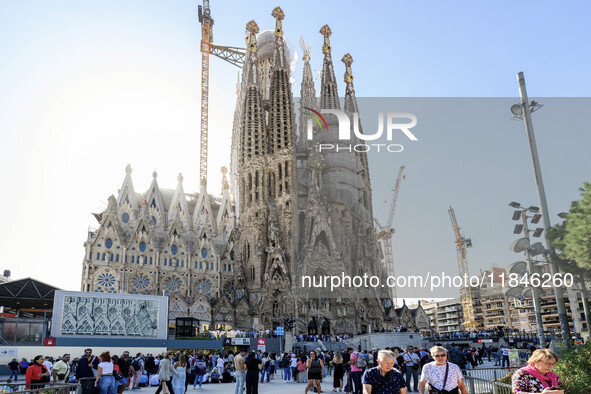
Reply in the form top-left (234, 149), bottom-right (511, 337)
top-left (464, 376), bottom-right (513, 394)
top-left (462, 367), bottom-right (518, 382)
top-left (3, 382), bottom-right (81, 393)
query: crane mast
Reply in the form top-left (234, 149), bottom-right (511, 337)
top-left (448, 206), bottom-right (477, 331)
top-left (375, 166), bottom-right (406, 306)
top-left (198, 0), bottom-right (246, 184)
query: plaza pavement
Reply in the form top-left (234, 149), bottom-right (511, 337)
top-left (122, 374), bottom-right (335, 393)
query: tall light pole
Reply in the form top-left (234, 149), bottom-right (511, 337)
top-left (508, 203), bottom-right (545, 346)
top-left (512, 72), bottom-right (572, 345)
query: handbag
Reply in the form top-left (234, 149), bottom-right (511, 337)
top-left (113, 370), bottom-right (124, 381)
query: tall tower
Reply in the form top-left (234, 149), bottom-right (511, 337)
top-left (235, 9), bottom-right (295, 329)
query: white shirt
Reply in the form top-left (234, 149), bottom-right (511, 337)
top-left (43, 361), bottom-right (53, 372)
top-left (420, 362), bottom-right (463, 391)
top-left (98, 361), bottom-right (114, 374)
top-left (290, 357), bottom-right (298, 368)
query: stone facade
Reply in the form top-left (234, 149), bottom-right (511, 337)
top-left (82, 8), bottom-right (430, 335)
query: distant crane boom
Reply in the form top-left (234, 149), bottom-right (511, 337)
top-left (198, 0), bottom-right (245, 184)
top-left (448, 206), bottom-right (477, 331)
top-left (375, 166), bottom-right (406, 305)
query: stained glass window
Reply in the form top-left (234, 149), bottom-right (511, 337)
top-left (131, 274), bottom-right (150, 293)
top-left (165, 277), bottom-right (182, 293)
top-left (195, 279), bottom-right (212, 294)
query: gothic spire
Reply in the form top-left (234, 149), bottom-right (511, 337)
top-left (239, 20), bottom-right (266, 165)
top-left (319, 25), bottom-right (340, 110)
top-left (268, 7), bottom-right (294, 153)
top-left (300, 36), bottom-right (316, 108)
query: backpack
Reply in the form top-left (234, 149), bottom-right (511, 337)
top-left (367, 354), bottom-right (374, 367)
top-left (132, 359), bottom-right (141, 371)
top-left (355, 353), bottom-right (367, 368)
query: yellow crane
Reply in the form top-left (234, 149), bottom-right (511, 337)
top-left (448, 206), bottom-right (477, 331)
top-left (374, 165), bottom-right (405, 306)
top-left (198, 0), bottom-right (246, 184)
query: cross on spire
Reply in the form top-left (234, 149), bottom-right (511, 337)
top-left (272, 7), bottom-right (284, 38)
top-left (320, 24), bottom-right (332, 58)
top-left (245, 20), bottom-right (259, 54)
top-left (342, 53), bottom-right (355, 94)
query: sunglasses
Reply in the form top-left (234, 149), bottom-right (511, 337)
top-left (434, 354), bottom-right (446, 358)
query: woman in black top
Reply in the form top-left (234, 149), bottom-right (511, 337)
top-left (305, 351), bottom-right (324, 394)
top-left (245, 352), bottom-right (261, 394)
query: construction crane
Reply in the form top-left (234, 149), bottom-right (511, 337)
top-left (198, 0), bottom-right (246, 184)
top-left (374, 165), bottom-right (405, 306)
top-left (448, 206), bottom-right (477, 331)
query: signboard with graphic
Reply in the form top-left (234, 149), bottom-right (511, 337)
top-left (257, 338), bottom-right (266, 351)
top-left (51, 290), bottom-right (168, 339)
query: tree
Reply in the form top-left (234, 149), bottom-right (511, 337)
top-left (548, 182), bottom-right (591, 271)
top-left (548, 181), bottom-right (591, 337)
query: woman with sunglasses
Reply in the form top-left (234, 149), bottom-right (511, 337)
top-left (305, 350), bottom-right (324, 394)
top-left (418, 346), bottom-right (467, 394)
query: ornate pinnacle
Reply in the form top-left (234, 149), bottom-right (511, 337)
top-left (320, 25), bottom-right (332, 58)
top-left (272, 7), bottom-right (285, 38)
top-left (245, 20), bottom-right (259, 54)
top-left (342, 53), bottom-right (354, 84)
top-left (221, 166), bottom-right (229, 190)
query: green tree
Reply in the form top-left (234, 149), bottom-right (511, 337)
top-left (548, 181), bottom-right (591, 338)
top-left (548, 181), bottom-right (591, 271)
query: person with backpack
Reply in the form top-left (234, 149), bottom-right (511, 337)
top-left (281, 353), bottom-right (291, 382)
top-left (131, 353), bottom-right (144, 390)
top-left (350, 350), bottom-right (366, 394)
top-left (192, 354), bottom-right (207, 390)
top-left (259, 352), bottom-right (271, 383)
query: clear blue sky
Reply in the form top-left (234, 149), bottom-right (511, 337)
top-left (0, 0), bottom-right (589, 295)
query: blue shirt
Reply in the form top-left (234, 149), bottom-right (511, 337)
top-left (361, 366), bottom-right (406, 394)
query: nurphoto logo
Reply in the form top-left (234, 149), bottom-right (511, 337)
top-left (303, 108), bottom-right (418, 152)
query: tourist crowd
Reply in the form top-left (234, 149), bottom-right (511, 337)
top-left (4, 339), bottom-right (556, 394)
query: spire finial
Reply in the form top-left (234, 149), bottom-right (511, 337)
top-left (125, 164), bottom-right (132, 174)
top-left (272, 7), bottom-right (285, 38)
top-left (245, 20), bottom-right (259, 54)
top-left (320, 25), bottom-right (332, 58)
top-left (221, 166), bottom-right (229, 190)
top-left (341, 53), bottom-right (354, 94)
top-left (177, 173), bottom-right (183, 183)
top-left (300, 36), bottom-right (311, 63)
top-left (152, 170), bottom-right (158, 178)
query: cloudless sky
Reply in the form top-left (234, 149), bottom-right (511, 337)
top-left (0, 1), bottom-right (589, 296)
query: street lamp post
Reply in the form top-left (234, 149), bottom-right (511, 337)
top-left (513, 72), bottom-right (572, 345)
top-left (509, 204), bottom-right (545, 346)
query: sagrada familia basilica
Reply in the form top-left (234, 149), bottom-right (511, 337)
top-left (81, 7), bottom-right (431, 336)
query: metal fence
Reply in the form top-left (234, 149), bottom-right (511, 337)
top-left (464, 376), bottom-right (513, 394)
top-left (2, 382), bottom-right (81, 393)
top-left (462, 367), bottom-right (518, 382)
